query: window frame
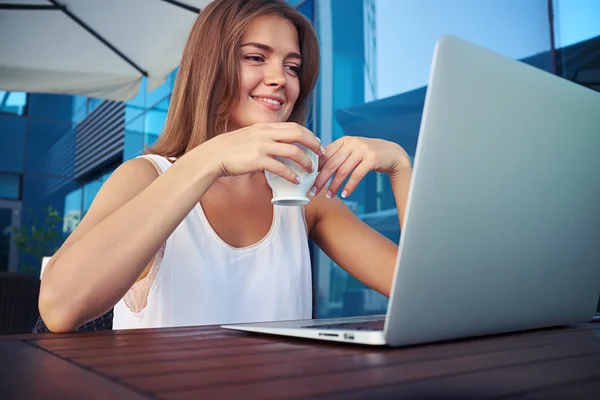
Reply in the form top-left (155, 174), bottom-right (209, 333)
top-left (0, 91), bottom-right (29, 117)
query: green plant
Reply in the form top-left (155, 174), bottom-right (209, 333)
top-left (12, 206), bottom-right (62, 276)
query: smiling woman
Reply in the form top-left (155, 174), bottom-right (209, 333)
top-left (37, 0), bottom-right (412, 333)
top-left (230, 16), bottom-right (304, 129)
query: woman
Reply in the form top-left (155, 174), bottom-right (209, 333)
top-left (39, 0), bottom-right (413, 332)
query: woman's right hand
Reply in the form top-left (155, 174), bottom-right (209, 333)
top-left (199, 122), bottom-right (325, 184)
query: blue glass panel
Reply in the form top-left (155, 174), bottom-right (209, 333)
top-left (72, 96), bottom-right (88, 124)
top-left (0, 114), bottom-right (26, 173)
top-left (144, 107), bottom-right (168, 148)
top-left (27, 93), bottom-right (72, 121)
top-left (553, 0), bottom-right (600, 47)
top-left (552, 0), bottom-right (600, 93)
top-left (0, 172), bottom-right (20, 199)
top-left (63, 187), bottom-right (82, 234)
top-left (87, 98), bottom-right (102, 115)
top-left (124, 112), bottom-right (146, 161)
top-left (0, 91), bottom-right (27, 116)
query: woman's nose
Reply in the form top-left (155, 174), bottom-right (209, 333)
top-left (264, 67), bottom-right (286, 88)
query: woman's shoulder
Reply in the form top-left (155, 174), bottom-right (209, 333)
top-left (95, 156), bottom-right (162, 201)
top-left (114, 156), bottom-right (161, 181)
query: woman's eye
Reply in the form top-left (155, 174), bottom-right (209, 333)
top-left (286, 65), bottom-right (301, 75)
top-left (245, 55), bottom-right (264, 62)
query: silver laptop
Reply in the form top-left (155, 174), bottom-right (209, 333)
top-left (221, 35), bottom-right (600, 347)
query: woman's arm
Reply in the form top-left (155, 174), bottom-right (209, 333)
top-left (307, 136), bottom-right (412, 296)
top-left (308, 167), bottom-right (411, 297)
top-left (389, 166), bottom-right (413, 229)
top-left (39, 151), bottom-right (219, 332)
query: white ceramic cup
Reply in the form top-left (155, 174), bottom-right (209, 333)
top-left (265, 143), bottom-right (319, 206)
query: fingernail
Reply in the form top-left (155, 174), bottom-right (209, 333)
top-left (326, 190), bottom-right (333, 198)
top-left (309, 186), bottom-right (317, 196)
top-left (341, 190), bottom-right (348, 198)
top-left (320, 146), bottom-right (326, 155)
top-left (296, 176), bottom-right (302, 184)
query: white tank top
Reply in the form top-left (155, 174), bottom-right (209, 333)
top-left (112, 154), bottom-right (313, 329)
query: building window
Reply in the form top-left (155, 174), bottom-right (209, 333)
top-left (0, 91), bottom-right (27, 116)
top-left (552, 0), bottom-right (600, 92)
top-left (63, 188), bottom-right (83, 234)
top-left (63, 169), bottom-right (114, 235)
top-left (0, 172), bottom-right (20, 200)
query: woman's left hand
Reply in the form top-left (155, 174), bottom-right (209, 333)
top-left (310, 136), bottom-right (411, 199)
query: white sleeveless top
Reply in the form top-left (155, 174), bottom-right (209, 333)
top-left (112, 154), bottom-right (313, 329)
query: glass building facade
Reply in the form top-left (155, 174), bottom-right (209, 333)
top-left (315, 0), bottom-right (557, 318)
top-left (1, 0), bottom-right (598, 316)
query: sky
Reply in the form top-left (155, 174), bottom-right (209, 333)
top-left (373, 0), bottom-right (600, 98)
top-left (553, 0), bottom-right (600, 46)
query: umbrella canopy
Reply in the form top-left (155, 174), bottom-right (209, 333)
top-left (0, 0), bottom-right (213, 101)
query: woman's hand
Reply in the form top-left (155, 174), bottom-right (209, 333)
top-left (197, 122), bottom-right (324, 184)
top-left (311, 136), bottom-right (411, 198)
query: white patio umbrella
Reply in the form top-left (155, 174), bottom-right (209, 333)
top-left (0, 0), bottom-right (213, 101)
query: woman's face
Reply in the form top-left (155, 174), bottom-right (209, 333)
top-left (228, 14), bottom-right (302, 131)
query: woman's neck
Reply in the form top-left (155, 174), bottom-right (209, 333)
top-left (216, 171), bottom-right (268, 188)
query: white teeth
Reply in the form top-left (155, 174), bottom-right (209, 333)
top-left (255, 97), bottom-right (281, 105)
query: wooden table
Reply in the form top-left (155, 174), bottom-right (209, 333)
top-left (1, 322), bottom-right (600, 399)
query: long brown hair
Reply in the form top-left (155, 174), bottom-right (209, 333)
top-left (148, 0), bottom-right (320, 158)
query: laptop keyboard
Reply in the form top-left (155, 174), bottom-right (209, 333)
top-left (304, 319), bottom-right (385, 331)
